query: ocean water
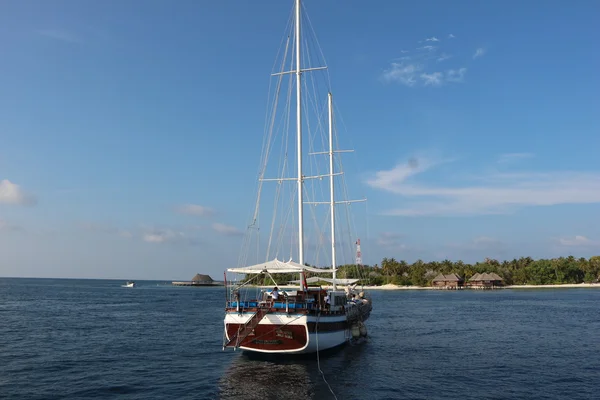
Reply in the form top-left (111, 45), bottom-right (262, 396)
top-left (1, 278), bottom-right (599, 400)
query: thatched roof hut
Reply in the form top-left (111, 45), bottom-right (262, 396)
top-left (191, 274), bottom-right (213, 283)
top-left (468, 272), bottom-right (482, 282)
top-left (469, 272), bottom-right (503, 282)
top-left (488, 272), bottom-right (503, 281)
top-left (432, 273), bottom-right (464, 288)
top-left (467, 272), bottom-right (503, 288)
top-left (432, 273), bottom-right (463, 283)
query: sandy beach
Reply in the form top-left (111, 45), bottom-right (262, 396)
top-left (359, 283), bottom-right (433, 290)
top-left (360, 283), bottom-right (600, 290)
top-left (506, 283), bottom-right (600, 289)
top-left (253, 282), bottom-right (600, 291)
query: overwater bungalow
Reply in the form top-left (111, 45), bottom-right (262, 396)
top-left (172, 273), bottom-right (223, 287)
top-left (431, 273), bottom-right (464, 290)
top-left (467, 272), bottom-right (504, 289)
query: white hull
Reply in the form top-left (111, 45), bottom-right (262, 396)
top-left (294, 330), bottom-right (347, 354)
top-left (224, 311), bottom-right (349, 354)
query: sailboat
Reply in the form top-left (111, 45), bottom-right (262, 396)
top-left (223, 0), bottom-right (372, 354)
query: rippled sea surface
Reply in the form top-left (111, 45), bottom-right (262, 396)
top-left (1, 278), bottom-right (599, 399)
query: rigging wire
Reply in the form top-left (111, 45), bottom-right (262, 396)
top-left (262, 35), bottom-right (292, 263)
top-left (238, 4), bottom-right (296, 270)
top-left (302, 1), bottom-right (332, 91)
top-left (315, 313), bottom-right (339, 400)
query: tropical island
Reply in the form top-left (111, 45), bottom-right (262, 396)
top-left (243, 256), bottom-right (600, 288)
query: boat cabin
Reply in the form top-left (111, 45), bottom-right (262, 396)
top-left (227, 287), bottom-right (355, 314)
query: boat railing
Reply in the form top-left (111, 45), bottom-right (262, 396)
top-left (227, 299), bottom-right (324, 311)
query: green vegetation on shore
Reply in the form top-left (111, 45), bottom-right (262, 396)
top-left (249, 256), bottom-right (600, 287)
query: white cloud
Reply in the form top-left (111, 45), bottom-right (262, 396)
top-left (143, 228), bottom-right (187, 244)
top-left (382, 64), bottom-right (467, 87)
top-left (421, 72), bottom-right (443, 86)
top-left (497, 152), bottom-right (535, 164)
top-left (473, 48), bottom-right (486, 59)
top-left (82, 222), bottom-right (201, 245)
top-left (558, 236), bottom-right (599, 247)
top-left (381, 34), bottom-right (481, 87)
top-left (176, 203), bottom-right (215, 217)
top-left (446, 68), bottom-right (467, 82)
top-left (89, 224), bottom-right (198, 246)
top-left (143, 233), bottom-right (169, 243)
top-left (436, 53), bottom-right (452, 62)
top-left (36, 29), bottom-right (82, 43)
top-left (0, 179), bottom-right (37, 206)
top-left (366, 155), bottom-right (449, 188)
top-left (366, 154), bottom-right (600, 216)
top-left (381, 62), bottom-right (422, 86)
top-left (212, 223), bottom-right (243, 236)
top-left (381, 44), bottom-right (467, 87)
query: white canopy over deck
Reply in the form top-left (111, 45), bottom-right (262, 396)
top-left (288, 277), bottom-right (359, 285)
top-left (227, 258), bottom-right (337, 274)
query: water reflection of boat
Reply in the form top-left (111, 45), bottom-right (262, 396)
top-left (218, 342), bottom-right (370, 399)
top-left (218, 355), bottom-right (313, 400)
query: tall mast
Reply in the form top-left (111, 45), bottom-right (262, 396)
top-left (295, 0), bottom-right (305, 266)
top-left (328, 92), bottom-right (337, 291)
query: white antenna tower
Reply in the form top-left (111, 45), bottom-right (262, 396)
top-left (355, 238), bottom-right (362, 266)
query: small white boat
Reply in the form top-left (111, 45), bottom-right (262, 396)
top-left (122, 281), bottom-right (135, 288)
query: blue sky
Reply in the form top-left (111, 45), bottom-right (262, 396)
top-left (1, 0), bottom-right (599, 280)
